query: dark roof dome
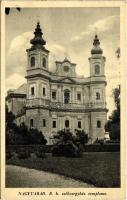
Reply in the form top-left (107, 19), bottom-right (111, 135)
top-left (30, 21), bottom-right (46, 47)
top-left (91, 34), bottom-right (103, 55)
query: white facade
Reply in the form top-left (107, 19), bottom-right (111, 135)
top-left (6, 22), bottom-right (108, 143)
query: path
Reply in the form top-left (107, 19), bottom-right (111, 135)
top-left (6, 165), bottom-right (95, 188)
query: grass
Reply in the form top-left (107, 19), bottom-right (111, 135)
top-left (6, 152), bottom-right (120, 188)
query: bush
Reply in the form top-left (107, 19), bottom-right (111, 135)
top-left (94, 138), bottom-right (104, 145)
top-left (84, 144), bottom-right (120, 152)
top-left (18, 149), bottom-right (30, 159)
top-left (74, 129), bottom-right (88, 146)
top-left (35, 147), bottom-right (46, 158)
top-left (52, 129), bottom-right (86, 157)
top-left (52, 142), bottom-right (82, 158)
top-left (52, 144), bottom-right (64, 157)
top-left (27, 129), bottom-right (47, 145)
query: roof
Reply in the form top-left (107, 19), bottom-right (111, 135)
top-left (14, 83), bottom-right (27, 94)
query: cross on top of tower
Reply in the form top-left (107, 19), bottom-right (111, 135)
top-left (93, 34), bottom-right (100, 46)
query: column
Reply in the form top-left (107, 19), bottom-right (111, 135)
top-left (82, 86), bottom-right (84, 104)
top-left (72, 87), bottom-right (75, 103)
top-left (57, 85), bottom-right (60, 102)
top-left (61, 85), bottom-right (63, 103)
top-left (73, 87), bottom-right (76, 103)
top-left (71, 87), bottom-right (73, 103)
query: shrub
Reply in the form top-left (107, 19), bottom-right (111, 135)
top-left (94, 138), bottom-right (104, 145)
top-left (35, 147), bottom-right (46, 158)
top-left (52, 142), bottom-right (82, 158)
top-left (27, 129), bottom-right (47, 145)
top-left (74, 129), bottom-right (88, 146)
top-left (52, 129), bottom-right (85, 157)
top-left (52, 144), bottom-right (64, 157)
top-left (36, 151), bottom-right (46, 158)
top-left (18, 148), bottom-right (30, 159)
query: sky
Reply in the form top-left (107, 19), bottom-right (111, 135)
top-left (5, 7), bottom-right (120, 117)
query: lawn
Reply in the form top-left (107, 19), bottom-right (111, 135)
top-left (6, 152), bottom-right (120, 188)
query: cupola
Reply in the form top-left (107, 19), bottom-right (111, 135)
top-left (30, 21), bottom-right (46, 50)
top-left (91, 34), bottom-right (103, 55)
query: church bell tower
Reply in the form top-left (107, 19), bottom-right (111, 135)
top-left (88, 35), bottom-right (107, 142)
top-left (25, 22), bottom-right (50, 136)
top-left (25, 21), bottom-right (50, 100)
top-left (89, 34), bottom-right (106, 77)
top-left (26, 21), bottom-right (49, 77)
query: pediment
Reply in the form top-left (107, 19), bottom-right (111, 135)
top-left (59, 77), bottom-right (76, 83)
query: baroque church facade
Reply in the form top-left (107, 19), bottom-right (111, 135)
top-left (6, 22), bottom-right (108, 143)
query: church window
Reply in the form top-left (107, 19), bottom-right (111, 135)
top-left (95, 65), bottom-right (100, 75)
top-left (43, 88), bottom-right (46, 96)
top-left (64, 90), bottom-right (70, 104)
top-left (30, 119), bottom-right (33, 127)
top-left (65, 120), bottom-right (69, 128)
top-left (96, 92), bottom-right (100, 100)
top-left (77, 93), bottom-right (81, 101)
top-left (64, 65), bottom-right (69, 72)
top-left (43, 57), bottom-right (46, 68)
top-left (31, 57), bottom-right (35, 67)
top-left (43, 119), bottom-right (46, 127)
top-left (97, 120), bottom-right (101, 128)
top-left (52, 120), bottom-right (56, 128)
top-left (52, 91), bottom-right (56, 100)
top-left (31, 87), bottom-right (35, 96)
top-left (78, 121), bottom-right (82, 128)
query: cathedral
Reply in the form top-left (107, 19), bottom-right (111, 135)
top-left (6, 22), bottom-right (108, 144)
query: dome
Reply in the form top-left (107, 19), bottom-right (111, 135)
top-left (91, 34), bottom-right (103, 55)
top-left (30, 21), bottom-right (46, 47)
top-left (91, 46), bottom-right (103, 55)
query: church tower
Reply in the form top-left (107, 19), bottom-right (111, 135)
top-left (89, 34), bottom-right (105, 77)
top-left (25, 22), bottom-right (51, 140)
top-left (26, 21), bottom-right (50, 79)
top-left (88, 35), bottom-right (107, 142)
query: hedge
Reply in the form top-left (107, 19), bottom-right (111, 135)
top-left (84, 144), bottom-right (120, 152)
top-left (6, 143), bottom-right (120, 154)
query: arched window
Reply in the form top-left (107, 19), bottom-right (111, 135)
top-left (96, 92), bottom-right (100, 100)
top-left (31, 57), bottom-right (35, 67)
top-left (65, 120), bottom-right (69, 128)
top-left (42, 57), bottom-right (46, 68)
top-left (97, 120), bottom-right (101, 128)
top-left (78, 121), bottom-right (81, 128)
top-left (30, 119), bottom-right (33, 127)
top-left (64, 90), bottom-right (70, 104)
top-left (95, 65), bottom-right (100, 75)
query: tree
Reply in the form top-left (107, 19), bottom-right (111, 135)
top-left (5, 105), bottom-right (47, 145)
top-left (105, 86), bottom-right (120, 140)
top-left (27, 128), bottom-right (47, 145)
top-left (6, 104), bottom-right (16, 129)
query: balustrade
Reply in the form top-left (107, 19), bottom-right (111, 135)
top-left (26, 98), bottom-right (106, 110)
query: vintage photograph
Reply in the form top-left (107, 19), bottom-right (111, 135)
top-left (4, 5), bottom-right (121, 189)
